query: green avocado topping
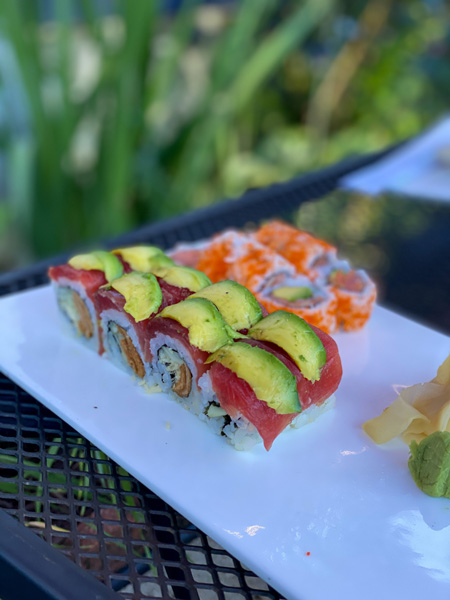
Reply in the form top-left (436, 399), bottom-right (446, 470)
top-left (206, 342), bottom-right (301, 415)
top-left (159, 297), bottom-right (233, 353)
top-left (112, 246), bottom-right (174, 272)
top-left (249, 311), bottom-right (326, 382)
top-left (155, 265), bottom-right (212, 292)
top-left (189, 280), bottom-right (263, 331)
top-left (68, 251), bottom-right (123, 282)
top-left (409, 431), bottom-right (450, 498)
top-left (110, 272), bottom-right (163, 322)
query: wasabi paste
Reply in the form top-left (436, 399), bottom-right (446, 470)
top-left (408, 431), bottom-right (450, 498)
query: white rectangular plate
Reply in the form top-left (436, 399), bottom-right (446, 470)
top-left (0, 285), bottom-right (449, 600)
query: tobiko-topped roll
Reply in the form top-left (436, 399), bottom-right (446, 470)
top-left (196, 230), bottom-right (297, 291)
top-left (326, 264), bottom-right (377, 332)
top-left (254, 220), bottom-right (337, 275)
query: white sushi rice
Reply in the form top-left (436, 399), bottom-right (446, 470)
top-left (198, 372), bottom-right (262, 451)
top-left (290, 394), bottom-right (336, 428)
top-left (53, 278), bottom-right (99, 352)
top-left (149, 333), bottom-right (206, 414)
top-left (100, 308), bottom-right (153, 379)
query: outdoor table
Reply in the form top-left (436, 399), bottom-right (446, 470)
top-left (0, 148), bottom-right (449, 600)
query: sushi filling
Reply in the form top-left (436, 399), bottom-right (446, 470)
top-left (107, 321), bottom-right (145, 378)
top-left (157, 346), bottom-right (192, 398)
top-left (329, 269), bottom-right (366, 293)
top-left (269, 287), bottom-right (324, 308)
top-left (57, 286), bottom-right (93, 338)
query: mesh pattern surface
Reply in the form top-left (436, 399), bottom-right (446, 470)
top-left (0, 152), bottom-right (391, 599)
top-left (0, 374), bottom-right (285, 600)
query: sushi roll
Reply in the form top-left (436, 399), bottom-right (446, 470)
top-left (96, 272), bottom-right (164, 378)
top-left (253, 220), bottom-right (337, 279)
top-left (200, 311), bottom-right (342, 450)
top-left (196, 230), bottom-right (297, 291)
top-left (202, 342), bottom-right (301, 451)
top-left (48, 251), bottom-right (123, 353)
top-left (255, 273), bottom-right (338, 334)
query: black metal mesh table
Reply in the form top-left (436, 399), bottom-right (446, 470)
top-left (1, 149), bottom-right (449, 600)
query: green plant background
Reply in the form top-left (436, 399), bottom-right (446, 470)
top-left (0, 0), bottom-right (448, 271)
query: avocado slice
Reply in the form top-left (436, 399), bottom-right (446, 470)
top-left (68, 250), bottom-right (123, 282)
top-left (189, 280), bottom-right (263, 331)
top-left (159, 297), bottom-right (233, 352)
top-left (206, 343), bottom-right (300, 415)
top-left (112, 246), bottom-right (174, 272)
top-left (110, 272), bottom-right (163, 322)
top-left (249, 311), bottom-right (326, 382)
top-left (272, 286), bottom-right (313, 302)
top-left (155, 265), bottom-right (212, 292)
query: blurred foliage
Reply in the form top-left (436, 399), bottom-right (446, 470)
top-left (0, 0), bottom-right (449, 270)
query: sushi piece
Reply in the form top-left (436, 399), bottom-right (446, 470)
top-left (147, 297), bottom-right (236, 416)
top-left (96, 272), bottom-right (164, 378)
top-left (327, 265), bottom-right (377, 332)
top-left (203, 342), bottom-right (301, 450)
top-left (201, 311), bottom-right (342, 450)
top-left (146, 286), bottom-right (272, 445)
top-left (254, 220), bottom-right (376, 331)
top-left (254, 220), bottom-right (337, 279)
top-left (196, 230), bottom-right (297, 291)
top-left (255, 273), bottom-right (338, 334)
top-left (97, 262), bottom-right (212, 378)
top-left (48, 251), bottom-right (123, 352)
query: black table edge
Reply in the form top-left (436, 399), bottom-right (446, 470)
top-left (0, 510), bottom-right (119, 600)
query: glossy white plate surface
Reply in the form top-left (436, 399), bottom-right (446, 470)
top-left (0, 285), bottom-right (449, 600)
